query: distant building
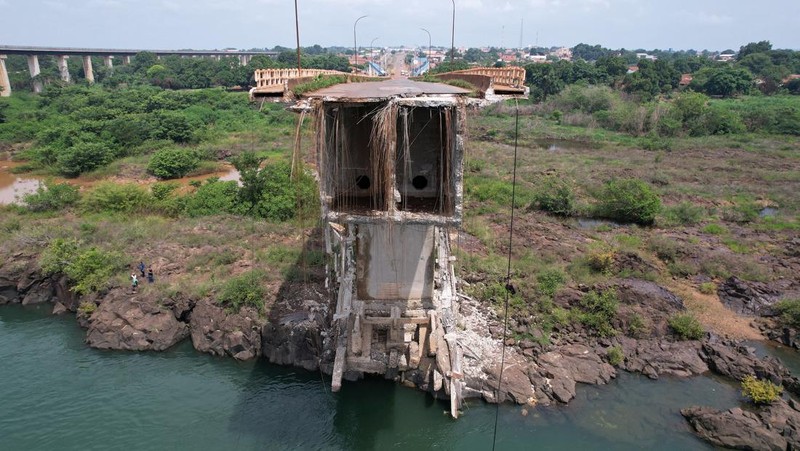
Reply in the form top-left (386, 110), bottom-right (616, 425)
top-left (636, 53), bottom-right (658, 61)
top-left (718, 53), bottom-right (736, 62)
top-left (551, 47), bottom-right (573, 60)
top-left (679, 74), bottom-right (693, 86)
top-left (525, 54), bottom-right (547, 63)
top-left (627, 65), bottom-right (639, 74)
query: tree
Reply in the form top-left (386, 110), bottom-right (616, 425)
top-left (595, 55), bottom-right (628, 82)
top-left (690, 66), bottom-right (753, 97)
top-left (525, 63), bottom-right (564, 101)
top-left (737, 41), bottom-right (772, 61)
top-left (572, 43), bottom-right (611, 62)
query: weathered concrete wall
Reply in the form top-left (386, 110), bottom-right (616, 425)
top-left (356, 223), bottom-right (434, 301)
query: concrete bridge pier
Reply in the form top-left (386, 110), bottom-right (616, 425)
top-left (56, 55), bottom-right (71, 83)
top-left (0, 55), bottom-right (11, 97)
top-left (82, 56), bottom-right (94, 83)
top-left (122, 55), bottom-right (131, 65)
top-left (27, 55), bottom-right (42, 93)
top-left (103, 56), bottom-right (113, 69)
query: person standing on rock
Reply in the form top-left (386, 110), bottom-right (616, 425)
top-left (131, 274), bottom-right (139, 293)
top-left (147, 267), bottom-right (154, 284)
top-left (137, 261), bottom-right (146, 277)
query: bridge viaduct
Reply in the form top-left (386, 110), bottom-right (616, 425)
top-left (0, 45), bottom-right (278, 96)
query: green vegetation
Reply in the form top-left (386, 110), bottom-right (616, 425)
top-left (775, 299), bottom-right (800, 328)
top-left (531, 175), bottom-right (575, 216)
top-left (40, 238), bottom-right (122, 295)
top-left (668, 313), bottom-right (705, 340)
top-left (607, 346), bottom-right (624, 366)
top-left (217, 270), bottom-right (267, 313)
top-left (576, 289), bottom-right (619, 337)
top-left (698, 282), bottom-right (717, 295)
top-left (22, 180), bottom-right (80, 212)
top-left (147, 148), bottom-right (201, 179)
top-left (594, 178), bottom-right (661, 225)
top-left (741, 375), bottom-right (783, 404)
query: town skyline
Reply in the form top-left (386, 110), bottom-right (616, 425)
top-left (1, 0), bottom-right (798, 52)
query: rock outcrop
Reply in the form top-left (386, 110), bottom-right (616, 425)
top-left (701, 337), bottom-right (789, 384)
top-left (190, 299), bottom-right (262, 360)
top-left (85, 291), bottom-right (189, 351)
top-left (262, 284), bottom-right (331, 372)
top-left (618, 337), bottom-right (708, 379)
top-left (683, 399), bottom-right (800, 451)
top-left (532, 344), bottom-right (616, 403)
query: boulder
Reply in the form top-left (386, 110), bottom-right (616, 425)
top-left (718, 276), bottom-right (782, 317)
top-left (189, 299), bottom-right (262, 360)
top-left (682, 406), bottom-right (788, 451)
top-left (483, 359), bottom-right (534, 404)
top-left (85, 291), bottom-right (189, 351)
top-left (619, 338), bottom-right (708, 379)
top-left (702, 338), bottom-right (788, 384)
top-left (612, 279), bottom-right (685, 337)
top-left (262, 310), bottom-right (326, 371)
top-left (534, 344), bottom-right (616, 403)
top-left (21, 281), bottom-right (54, 305)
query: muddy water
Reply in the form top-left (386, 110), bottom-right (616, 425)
top-left (0, 162), bottom-right (41, 205)
top-left (0, 162), bottom-right (240, 206)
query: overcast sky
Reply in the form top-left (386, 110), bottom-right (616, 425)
top-left (1, 0), bottom-right (798, 52)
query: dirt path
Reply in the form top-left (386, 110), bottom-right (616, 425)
top-left (668, 280), bottom-right (763, 341)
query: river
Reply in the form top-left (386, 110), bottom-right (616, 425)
top-left (2, 304), bottom-right (783, 450)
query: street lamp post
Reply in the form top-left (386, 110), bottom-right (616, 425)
top-left (294, 0), bottom-right (302, 71)
top-left (369, 37), bottom-right (379, 76)
top-left (353, 15), bottom-right (368, 72)
top-left (449, 0), bottom-right (456, 63)
top-left (420, 28), bottom-right (431, 68)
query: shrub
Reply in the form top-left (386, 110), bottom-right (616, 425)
top-left (183, 179), bottom-right (241, 217)
top-left (648, 235), bottom-right (681, 262)
top-left (80, 182), bottom-right (151, 213)
top-left (147, 148), bottom-right (200, 179)
top-left (702, 223), bottom-right (727, 235)
top-left (668, 313), bottom-right (704, 340)
top-left (151, 182), bottom-right (179, 200)
top-left (77, 301), bottom-right (97, 315)
top-left (595, 178), bottom-right (661, 225)
top-left (586, 243), bottom-right (616, 274)
top-left (607, 346), bottom-right (624, 366)
top-left (56, 141), bottom-right (114, 177)
top-left (217, 270), bottom-right (266, 313)
top-left (699, 282), bottom-right (717, 295)
top-left (531, 176), bottom-right (575, 216)
top-left (536, 268), bottom-right (567, 297)
top-left (577, 289), bottom-right (619, 337)
top-left (662, 202), bottom-right (706, 226)
top-left (741, 375), bottom-right (782, 404)
top-left (775, 299), bottom-right (800, 328)
top-left (23, 180), bottom-right (80, 212)
top-left (40, 238), bottom-right (122, 295)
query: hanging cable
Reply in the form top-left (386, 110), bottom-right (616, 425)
top-left (491, 97), bottom-right (521, 451)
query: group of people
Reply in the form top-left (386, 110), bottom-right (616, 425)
top-left (130, 261), bottom-right (155, 293)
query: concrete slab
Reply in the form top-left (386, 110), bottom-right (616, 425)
top-left (305, 78), bottom-right (469, 100)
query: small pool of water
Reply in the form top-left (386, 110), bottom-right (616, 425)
top-left (575, 218), bottom-right (624, 230)
top-left (536, 139), bottom-right (601, 152)
top-left (759, 207), bottom-right (779, 218)
top-left (0, 162), bottom-right (42, 205)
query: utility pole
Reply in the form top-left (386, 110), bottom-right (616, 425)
top-left (294, 0), bottom-right (302, 71)
top-left (449, 0), bottom-right (456, 63)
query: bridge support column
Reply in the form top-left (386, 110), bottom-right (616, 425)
top-left (57, 55), bottom-right (71, 83)
top-left (122, 55), bottom-right (131, 65)
top-left (82, 56), bottom-right (94, 84)
top-left (0, 55), bottom-right (11, 97)
top-left (103, 56), bottom-right (113, 69)
top-left (27, 55), bottom-right (43, 93)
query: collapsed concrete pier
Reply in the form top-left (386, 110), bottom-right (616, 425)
top-left (305, 79), bottom-right (468, 417)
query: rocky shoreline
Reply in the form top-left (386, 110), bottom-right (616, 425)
top-left (3, 249), bottom-right (800, 450)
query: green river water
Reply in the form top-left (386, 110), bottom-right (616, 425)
top-left (1, 303), bottom-right (789, 450)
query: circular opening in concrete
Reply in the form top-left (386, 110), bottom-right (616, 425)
top-left (412, 175), bottom-right (428, 190)
top-left (355, 175), bottom-right (371, 190)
